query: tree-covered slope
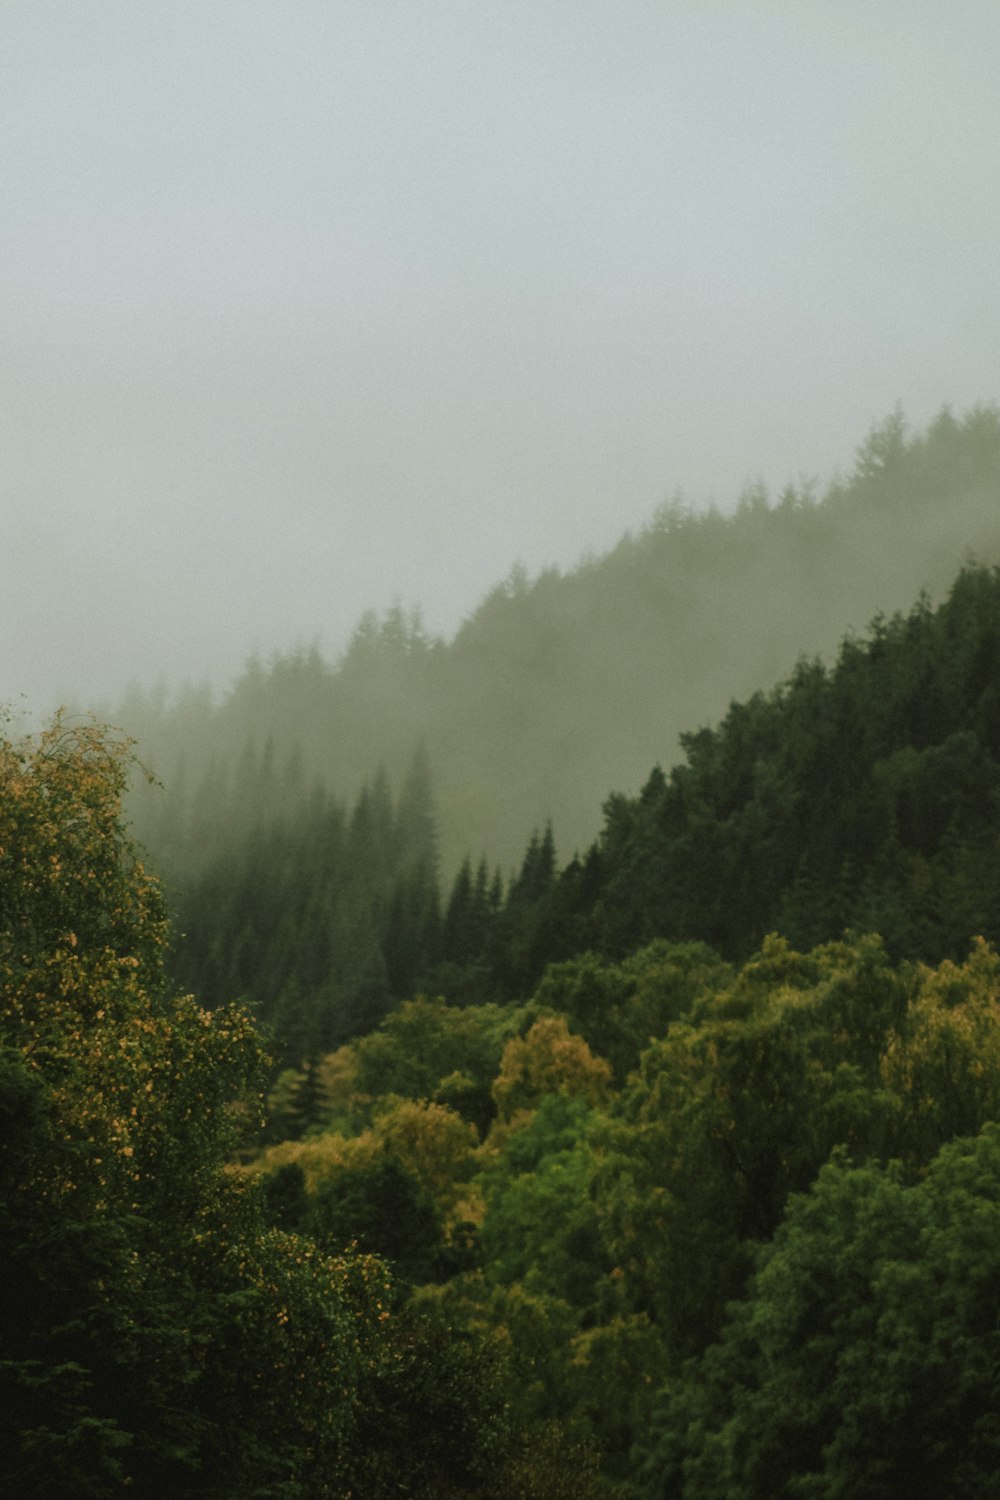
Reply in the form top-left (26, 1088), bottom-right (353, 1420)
top-left (12, 715), bottom-right (1000, 1495)
top-left (1, 717), bottom-right (577, 1499)
top-left (166, 560), bottom-right (1000, 1064)
top-left (553, 560), bottom-right (1000, 968)
top-left (123, 405), bottom-right (1000, 878)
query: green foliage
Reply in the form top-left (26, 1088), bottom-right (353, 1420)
top-left (168, 747), bottom-right (441, 1060)
top-left (882, 937), bottom-right (1000, 1166)
top-left (412, 1275), bottom-right (610, 1497)
top-left (591, 934), bottom-right (909, 1357)
top-left (344, 1308), bottom-right (513, 1499)
top-left (532, 940), bottom-right (730, 1080)
top-left (308, 1152), bottom-right (444, 1284)
top-left (541, 562), bottom-right (1000, 969)
top-left (643, 1125), bottom-right (1000, 1499)
top-left (241, 926), bottom-right (1000, 1493)
top-left (0, 716), bottom-right (429, 1497)
top-left (372, 1095), bottom-right (479, 1216)
top-left (352, 995), bottom-right (527, 1134)
top-left (258, 1095), bottom-right (481, 1270)
top-left (261, 1159), bottom-right (309, 1231)
top-left (234, 920), bottom-right (1000, 1494)
top-left (480, 1095), bottom-right (610, 1310)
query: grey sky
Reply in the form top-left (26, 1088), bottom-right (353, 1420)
top-left (3, 0), bottom-right (998, 711)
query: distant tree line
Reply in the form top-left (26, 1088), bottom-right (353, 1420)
top-left (122, 404), bottom-right (1000, 875)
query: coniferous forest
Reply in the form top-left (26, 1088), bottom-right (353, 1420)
top-left (6, 407), bottom-right (1000, 1496)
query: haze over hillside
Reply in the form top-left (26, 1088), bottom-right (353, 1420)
top-left (8, 6), bottom-right (1000, 1494)
top-left (4, 2), bottom-right (1000, 712)
top-left (123, 406), bottom-right (1000, 879)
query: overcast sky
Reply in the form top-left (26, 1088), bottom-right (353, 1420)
top-left (3, 0), bottom-right (999, 712)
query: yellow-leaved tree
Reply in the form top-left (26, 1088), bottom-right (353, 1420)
top-left (491, 1015), bottom-right (612, 1128)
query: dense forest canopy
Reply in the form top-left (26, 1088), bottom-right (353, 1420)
top-left (8, 712), bottom-right (1000, 1496)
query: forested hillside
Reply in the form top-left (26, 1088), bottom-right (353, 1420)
top-left (122, 405), bottom-right (1000, 878)
top-left (11, 714), bottom-right (1000, 1497)
top-left (546, 559), bottom-right (1000, 966)
top-left (9, 406), bottom-right (1000, 1496)
top-left (169, 561), bottom-right (1000, 1062)
top-left (1, 721), bottom-right (581, 1497)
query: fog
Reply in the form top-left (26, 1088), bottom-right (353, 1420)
top-left (3, 0), bottom-right (998, 710)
